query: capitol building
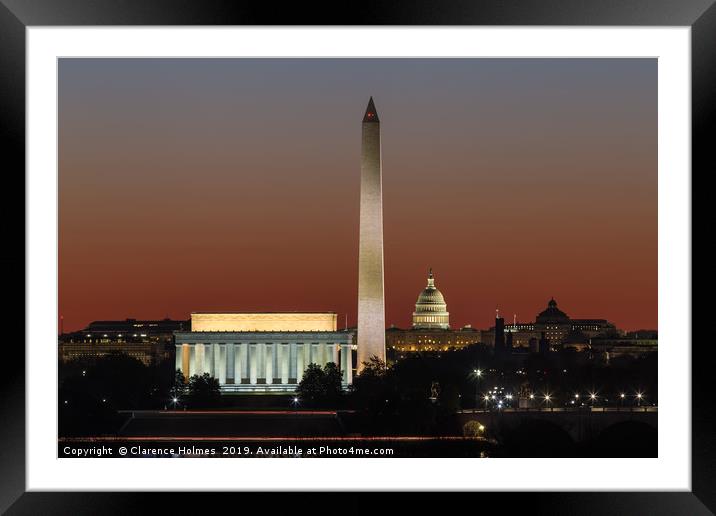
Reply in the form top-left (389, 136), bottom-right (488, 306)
top-left (387, 269), bottom-right (483, 353)
top-left (412, 269), bottom-right (450, 329)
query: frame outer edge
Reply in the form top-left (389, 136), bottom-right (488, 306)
top-left (691, 1), bottom-right (716, 514)
top-left (0, 0), bottom-right (27, 514)
top-left (2, 0), bottom-right (713, 512)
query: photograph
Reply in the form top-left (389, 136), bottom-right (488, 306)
top-left (4, 0), bottom-right (710, 510)
top-left (56, 57), bottom-right (658, 459)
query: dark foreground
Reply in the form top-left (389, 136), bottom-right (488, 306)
top-left (58, 408), bottom-right (656, 458)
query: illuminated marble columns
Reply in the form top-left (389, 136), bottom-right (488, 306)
top-left (331, 343), bottom-right (339, 366)
top-left (304, 343), bottom-right (312, 369)
top-left (205, 344), bottom-right (214, 377)
top-left (217, 344), bottom-right (226, 384)
top-left (280, 344), bottom-right (289, 384)
top-left (265, 343), bottom-right (275, 384)
top-left (296, 343), bottom-right (305, 380)
top-left (240, 343), bottom-right (248, 382)
top-left (226, 343), bottom-right (235, 384)
top-left (343, 345), bottom-right (353, 384)
top-left (182, 343), bottom-right (190, 379)
top-left (249, 344), bottom-right (258, 384)
top-left (173, 332), bottom-right (353, 392)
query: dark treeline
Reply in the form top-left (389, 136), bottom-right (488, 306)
top-left (58, 344), bottom-right (657, 440)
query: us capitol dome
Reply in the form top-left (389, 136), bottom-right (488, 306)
top-left (412, 268), bottom-right (450, 329)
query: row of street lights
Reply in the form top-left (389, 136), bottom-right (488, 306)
top-left (480, 390), bottom-right (646, 409)
top-left (472, 369), bottom-right (647, 409)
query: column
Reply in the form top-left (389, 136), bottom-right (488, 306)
top-left (273, 343), bottom-right (279, 382)
top-left (296, 343), bottom-right (304, 380)
top-left (241, 343), bottom-right (249, 383)
top-left (233, 343), bottom-right (243, 384)
top-left (310, 343), bottom-right (318, 366)
top-left (257, 343), bottom-right (266, 383)
top-left (217, 344), bottom-right (226, 384)
top-left (323, 343), bottom-right (330, 366)
top-left (182, 343), bottom-right (190, 380)
top-left (175, 344), bottom-right (182, 373)
top-left (331, 343), bottom-right (339, 366)
top-left (346, 345), bottom-right (353, 384)
top-left (304, 342), bottom-right (312, 368)
top-left (188, 344), bottom-right (196, 377)
top-left (205, 343), bottom-right (214, 377)
top-left (320, 343), bottom-right (328, 366)
top-left (281, 344), bottom-right (289, 384)
top-left (226, 343), bottom-right (235, 384)
top-left (197, 343), bottom-right (206, 375)
top-left (265, 343), bottom-right (274, 384)
top-left (340, 345), bottom-right (348, 383)
top-left (249, 343), bottom-right (258, 384)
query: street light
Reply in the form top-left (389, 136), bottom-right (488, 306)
top-left (472, 368), bottom-right (483, 409)
top-left (589, 392), bottom-right (598, 406)
top-left (543, 393), bottom-right (552, 410)
top-left (636, 392), bottom-right (644, 407)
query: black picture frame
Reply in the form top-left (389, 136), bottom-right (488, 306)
top-left (1, 1), bottom-right (711, 513)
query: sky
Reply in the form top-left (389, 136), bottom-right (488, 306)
top-left (59, 58), bottom-right (657, 332)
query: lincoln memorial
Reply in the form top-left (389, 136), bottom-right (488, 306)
top-left (174, 312), bottom-right (354, 393)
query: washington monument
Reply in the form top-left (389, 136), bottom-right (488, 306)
top-left (357, 97), bottom-right (386, 370)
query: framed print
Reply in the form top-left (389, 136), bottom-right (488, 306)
top-left (1, 0), bottom-right (712, 513)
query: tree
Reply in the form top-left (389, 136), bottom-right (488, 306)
top-left (350, 356), bottom-right (395, 427)
top-left (351, 357), bottom-right (388, 399)
top-left (185, 373), bottom-right (221, 408)
top-left (296, 362), bottom-right (344, 407)
top-left (296, 363), bottom-right (325, 404)
top-left (463, 420), bottom-right (485, 438)
top-left (322, 362), bottom-right (344, 404)
top-left (170, 370), bottom-right (187, 406)
top-left (353, 356), bottom-right (387, 384)
top-left (58, 352), bottom-right (155, 436)
top-left (75, 352), bottom-right (155, 409)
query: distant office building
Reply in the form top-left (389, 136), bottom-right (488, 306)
top-left (386, 325), bottom-right (482, 353)
top-left (386, 269), bottom-right (482, 353)
top-left (590, 334), bottom-right (658, 359)
top-left (174, 312), bottom-right (353, 393)
top-left (484, 298), bottom-right (621, 352)
top-left (58, 318), bottom-right (188, 365)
